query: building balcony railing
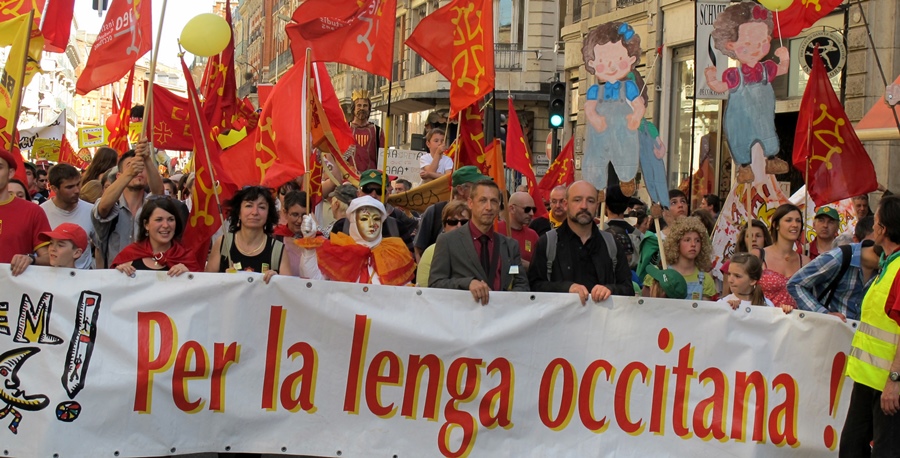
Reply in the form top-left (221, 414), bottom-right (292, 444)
top-left (268, 49), bottom-right (294, 81)
top-left (495, 43), bottom-right (525, 71)
top-left (616, 0), bottom-right (647, 8)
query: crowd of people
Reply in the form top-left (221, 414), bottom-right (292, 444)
top-left (2, 139), bottom-right (899, 455)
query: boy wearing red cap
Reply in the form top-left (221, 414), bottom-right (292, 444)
top-left (0, 146), bottom-right (51, 275)
top-left (38, 223), bottom-right (87, 268)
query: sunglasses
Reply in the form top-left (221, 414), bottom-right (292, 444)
top-left (520, 206), bottom-right (536, 213)
top-left (444, 219), bottom-right (469, 226)
top-left (362, 186), bottom-right (383, 195)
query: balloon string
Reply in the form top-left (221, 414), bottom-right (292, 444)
top-left (775, 9), bottom-right (784, 49)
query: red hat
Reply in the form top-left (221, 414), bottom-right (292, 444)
top-left (0, 145), bottom-right (16, 170)
top-left (39, 223), bottom-right (88, 251)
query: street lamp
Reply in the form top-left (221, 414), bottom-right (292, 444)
top-left (236, 59), bottom-right (261, 93)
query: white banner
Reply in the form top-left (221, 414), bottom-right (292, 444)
top-left (0, 266), bottom-right (854, 457)
top-left (696, 1), bottom-right (731, 100)
top-left (378, 147), bottom-right (427, 186)
top-left (17, 110), bottom-right (66, 151)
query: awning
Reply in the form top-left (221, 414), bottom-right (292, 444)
top-left (855, 74), bottom-right (900, 141)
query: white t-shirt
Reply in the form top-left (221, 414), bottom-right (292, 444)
top-left (419, 153), bottom-right (454, 174)
top-left (718, 293), bottom-right (774, 308)
top-left (41, 199), bottom-right (96, 269)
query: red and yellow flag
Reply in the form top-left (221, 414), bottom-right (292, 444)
top-left (200, 0), bottom-right (239, 131)
top-left (537, 136), bottom-right (575, 204)
top-left (792, 46), bottom-right (877, 206)
top-left (505, 97), bottom-right (547, 218)
top-left (0, 12), bottom-right (40, 184)
top-left (457, 102), bottom-right (487, 172)
top-left (483, 138), bottom-right (505, 197)
top-left (76, 0), bottom-right (151, 95)
top-left (105, 68), bottom-right (135, 155)
top-left (180, 58), bottom-right (237, 267)
top-left (148, 83), bottom-right (194, 151)
top-left (774, 0), bottom-right (844, 38)
top-left (0, 0), bottom-right (43, 23)
top-left (286, 0), bottom-right (397, 79)
top-left (406, 0), bottom-right (494, 117)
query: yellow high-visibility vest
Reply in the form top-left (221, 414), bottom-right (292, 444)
top-left (847, 253), bottom-right (900, 390)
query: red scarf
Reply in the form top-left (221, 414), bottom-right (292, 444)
top-left (273, 224), bottom-right (295, 238)
top-left (111, 240), bottom-right (202, 272)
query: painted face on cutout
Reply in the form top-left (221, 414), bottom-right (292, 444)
top-left (355, 207), bottom-right (382, 242)
top-left (589, 41), bottom-right (636, 83)
top-left (727, 22), bottom-right (771, 67)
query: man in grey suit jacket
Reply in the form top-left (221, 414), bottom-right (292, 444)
top-left (429, 180), bottom-right (530, 304)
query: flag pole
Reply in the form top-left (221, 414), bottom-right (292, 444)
top-left (854, 0), bottom-right (900, 136)
top-left (305, 49), bottom-right (312, 211)
top-left (143, 0), bottom-right (168, 157)
top-left (804, 158), bottom-right (811, 257)
top-left (10, 10), bottom-right (36, 148)
top-left (381, 76), bottom-right (393, 204)
top-left (181, 51), bottom-right (226, 225)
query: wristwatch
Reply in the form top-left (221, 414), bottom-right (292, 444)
top-left (891, 371), bottom-right (900, 382)
top-left (27, 252), bottom-right (37, 263)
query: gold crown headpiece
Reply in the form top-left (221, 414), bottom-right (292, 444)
top-left (352, 89), bottom-right (371, 101)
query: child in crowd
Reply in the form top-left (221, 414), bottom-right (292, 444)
top-left (39, 223), bottom-right (87, 268)
top-left (719, 252), bottom-right (775, 309)
top-left (643, 216), bottom-right (716, 300)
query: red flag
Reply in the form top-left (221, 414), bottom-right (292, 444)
top-left (310, 63), bottom-right (354, 157)
top-left (679, 155), bottom-right (714, 208)
top-left (457, 103), bottom-right (487, 171)
top-left (483, 138), bottom-right (506, 198)
top-left (58, 135), bottom-right (88, 169)
top-left (75, 0), bottom-right (151, 95)
top-left (201, 0), bottom-right (238, 131)
top-left (536, 136), bottom-right (575, 203)
top-left (180, 58), bottom-right (236, 267)
top-left (792, 47), bottom-right (877, 206)
top-left (149, 83), bottom-right (194, 150)
top-left (41, 0), bottom-right (76, 52)
top-left (406, 0), bottom-right (494, 117)
top-left (307, 152), bottom-right (325, 209)
top-left (106, 68), bottom-right (135, 154)
top-left (505, 98), bottom-right (547, 218)
top-left (223, 63), bottom-right (308, 188)
top-left (286, 0), bottom-right (397, 79)
top-left (0, 0), bottom-right (43, 23)
top-left (774, 0), bottom-right (844, 38)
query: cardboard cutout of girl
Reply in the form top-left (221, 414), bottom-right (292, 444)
top-left (705, 2), bottom-right (791, 184)
top-left (582, 22), bottom-right (645, 197)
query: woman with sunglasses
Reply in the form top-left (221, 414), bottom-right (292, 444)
top-left (497, 191), bottom-right (541, 271)
top-left (206, 186), bottom-right (290, 284)
top-left (111, 197), bottom-right (199, 276)
top-left (417, 200), bottom-right (471, 286)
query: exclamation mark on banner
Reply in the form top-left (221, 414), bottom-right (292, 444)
top-left (823, 351), bottom-right (847, 450)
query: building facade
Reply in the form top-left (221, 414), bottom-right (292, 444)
top-left (561, 0), bottom-right (900, 199)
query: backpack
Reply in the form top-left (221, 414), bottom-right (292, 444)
top-left (816, 245), bottom-right (853, 308)
top-left (220, 232), bottom-right (283, 271)
top-left (605, 224), bottom-right (641, 269)
top-left (545, 228), bottom-right (617, 279)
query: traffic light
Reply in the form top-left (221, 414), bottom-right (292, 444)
top-left (92, 0), bottom-right (109, 11)
top-left (548, 82), bottom-right (565, 129)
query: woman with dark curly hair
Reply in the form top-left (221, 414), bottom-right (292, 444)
top-left (643, 216), bottom-right (715, 300)
top-left (111, 196), bottom-right (198, 276)
top-left (205, 186), bottom-right (290, 283)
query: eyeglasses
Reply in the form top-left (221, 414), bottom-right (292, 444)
top-left (521, 206), bottom-right (536, 213)
top-left (444, 219), bottom-right (469, 226)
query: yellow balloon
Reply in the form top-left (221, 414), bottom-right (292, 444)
top-left (180, 13), bottom-right (231, 57)
top-left (758, 0), bottom-right (793, 12)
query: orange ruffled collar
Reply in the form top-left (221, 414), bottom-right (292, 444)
top-left (315, 232), bottom-right (415, 286)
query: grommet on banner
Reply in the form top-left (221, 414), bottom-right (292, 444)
top-left (745, 307), bottom-right (752, 313)
top-left (53, 454), bottom-right (59, 458)
top-left (247, 277), bottom-right (254, 283)
top-left (224, 446), bottom-right (231, 451)
top-left (69, 271), bottom-right (75, 277)
top-left (799, 313), bottom-right (806, 319)
top-left (170, 448), bottom-right (176, 453)
top-left (129, 273), bottom-right (136, 278)
top-left (336, 451), bottom-right (343, 456)
top-left (114, 451), bottom-right (120, 456)
top-left (362, 287), bottom-right (369, 293)
top-left (852, 322), bottom-right (858, 328)
top-left (638, 299), bottom-right (644, 304)
top-left (692, 303), bottom-right (698, 308)
top-left (306, 282), bottom-right (312, 288)
top-left (281, 446), bottom-right (288, 452)
top-left (416, 290), bottom-right (422, 295)
top-left (530, 295), bottom-right (535, 301)
top-left (187, 274), bottom-right (194, 280)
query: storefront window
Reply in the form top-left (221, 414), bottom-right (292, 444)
top-left (668, 47), bottom-right (722, 194)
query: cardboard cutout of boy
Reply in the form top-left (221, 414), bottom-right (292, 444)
top-left (581, 22), bottom-right (645, 197)
top-left (705, 2), bottom-right (791, 184)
